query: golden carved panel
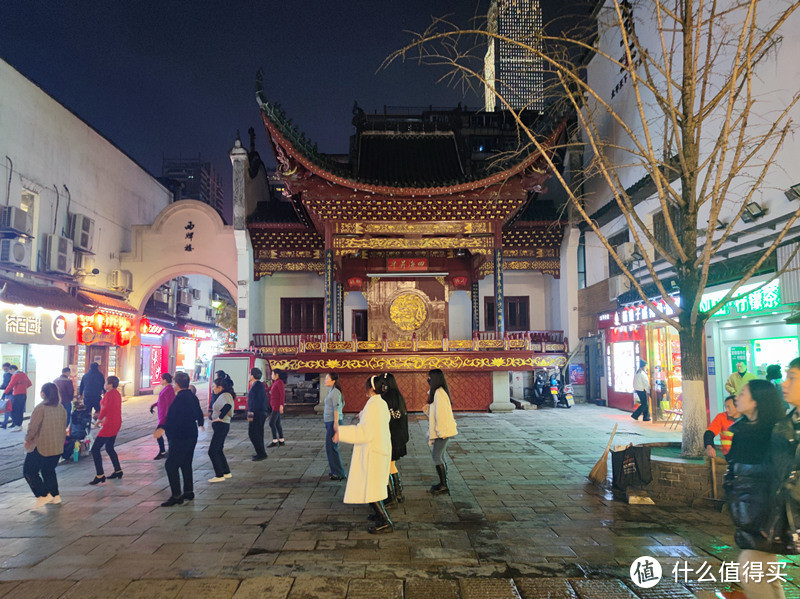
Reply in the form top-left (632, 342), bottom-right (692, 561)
top-left (268, 354), bottom-right (568, 373)
top-left (335, 221), bottom-right (492, 235)
top-left (449, 340), bottom-right (474, 349)
top-left (327, 341), bottom-right (354, 351)
top-left (418, 340), bottom-right (444, 350)
top-left (332, 237), bottom-right (493, 251)
top-left (389, 293), bottom-right (427, 331)
top-left (388, 341), bottom-right (414, 351)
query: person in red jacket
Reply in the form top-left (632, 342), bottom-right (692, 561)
top-left (704, 395), bottom-right (740, 460)
top-left (6, 365), bottom-right (32, 432)
top-left (89, 376), bottom-right (123, 484)
top-left (267, 369), bottom-right (286, 447)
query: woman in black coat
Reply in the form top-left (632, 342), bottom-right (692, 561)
top-left (725, 379), bottom-right (786, 598)
top-left (377, 373), bottom-right (408, 506)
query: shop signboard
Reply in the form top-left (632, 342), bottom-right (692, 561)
top-left (730, 346), bottom-right (749, 372)
top-left (0, 302), bottom-right (77, 346)
top-left (707, 356), bottom-right (716, 375)
top-left (699, 280), bottom-right (781, 317)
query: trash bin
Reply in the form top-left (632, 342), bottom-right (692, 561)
top-left (611, 444), bottom-right (653, 490)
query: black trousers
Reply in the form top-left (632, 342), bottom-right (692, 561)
top-left (249, 412), bottom-right (267, 457)
top-left (165, 436), bottom-right (196, 498)
top-left (91, 435), bottom-right (121, 476)
top-left (155, 427), bottom-right (166, 454)
top-left (24, 449), bottom-right (60, 498)
top-left (11, 394), bottom-right (26, 427)
top-left (208, 421), bottom-right (230, 477)
top-left (268, 410), bottom-right (283, 440)
top-left (631, 391), bottom-right (650, 420)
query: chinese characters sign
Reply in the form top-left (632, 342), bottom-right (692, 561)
top-left (6, 314), bottom-right (41, 335)
top-left (699, 279), bottom-right (781, 316)
top-left (387, 258), bottom-right (428, 272)
top-left (184, 221), bottom-right (195, 252)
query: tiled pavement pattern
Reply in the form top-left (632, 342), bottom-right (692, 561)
top-left (0, 404), bottom-right (798, 598)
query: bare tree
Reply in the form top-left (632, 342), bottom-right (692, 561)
top-left (387, 0), bottom-right (800, 455)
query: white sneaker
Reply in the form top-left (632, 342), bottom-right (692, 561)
top-left (34, 496), bottom-right (51, 508)
top-left (223, 473), bottom-right (232, 479)
top-left (208, 476), bottom-right (225, 483)
top-left (49, 495), bottom-right (62, 504)
top-left (11, 426), bottom-right (22, 432)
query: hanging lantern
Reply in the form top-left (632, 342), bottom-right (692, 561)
top-left (93, 312), bottom-right (105, 332)
top-left (139, 317), bottom-right (151, 335)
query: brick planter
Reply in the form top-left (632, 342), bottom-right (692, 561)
top-left (637, 442), bottom-right (726, 506)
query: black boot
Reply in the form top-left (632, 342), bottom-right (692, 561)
top-left (430, 464), bottom-right (449, 495)
top-left (367, 501), bottom-right (393, 534)
top-left (391, 472), bottom-right (404, 503)
top-left (384, 476), bottom-right (397, 508)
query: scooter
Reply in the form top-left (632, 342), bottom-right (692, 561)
top-left (549, 371), bottom-right (574, 408)
top-left (529, 370), bottom-right (549, 407)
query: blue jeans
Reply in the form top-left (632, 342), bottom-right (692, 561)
top-left (431, 438), bottom-right (450, 466)
top-left (11, 394), bottom-right (26, 427)
top-left (2, 400), bottom-right (11, 428)
top-left (324, 421), bottom-right (346, 478)
top-left (63, 403), bottom-right (71, 427)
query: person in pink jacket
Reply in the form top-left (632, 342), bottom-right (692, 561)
top-left (149, 373), bottom-right (175, 460)
top-left (267, 369), bottom-right (286, 447)
top-left (89, 376), bottom-right (123, 485)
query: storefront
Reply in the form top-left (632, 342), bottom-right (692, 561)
top-left (138, 318), bottom-right (167, 392)
top-left (704, 278), bottom-right (799, 417)
top-left (176, 325), bottom-right (220, 381)
top-left (73, 310), bottom-right (136, 389)
top-left (0, 300), bottom-right (79, 412)
top-left (599, 297), bottom-right (684, 420)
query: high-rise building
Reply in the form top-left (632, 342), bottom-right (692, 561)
top-left (484, 0), bottom-right (544, 112)
top-left (161, 156), bottom-right (225, 216)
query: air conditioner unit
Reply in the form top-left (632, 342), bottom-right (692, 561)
top-left (177, 290), bottom-right (192, 305)
top-left (110, 269), bottom-right (133, 292)
top-left (153, 290), bottom-right (168, 304)
top-left (191, 288), bottom-right (201, 300)
top-left (0, 206), bottom-right (32, 235)
top-left (74, 252), bottom-right (95, 273)
top-left (69, 213), bottom-right (95, 252)
top-left (176, 276), bottom-right (189, 288)
top-left (0, 237), bottom-right (32, 268)
top-left (617, 242), bottom-right (636, 263)
top-left (609, 275), bottom-right (631, 300)
top-left (43, 234), bottom-right (74, 274)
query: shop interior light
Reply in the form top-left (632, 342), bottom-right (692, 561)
top-left (211, 300), bottom-right (222, 309)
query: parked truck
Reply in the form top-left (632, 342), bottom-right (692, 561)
top-left (208, 351), bottom-right (269, 412)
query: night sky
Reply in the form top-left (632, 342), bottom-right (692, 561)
top-left (0, 1), bottom-right (589, 221)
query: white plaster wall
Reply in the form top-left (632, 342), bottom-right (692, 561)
top-left (0, 59), bottom-right (171, 284)
top-left (256, 272), bottom-right (325, 333)
top-left (580, 1), bottom-right (800, 288)
top-left (448, 290), bottom-right (471, 340)
top-left (478, 271), bottom-right (547, 331)
top-left (343, 291), bottom-right (368, 340)
top-left (184, 274), bottom-right (214, 323)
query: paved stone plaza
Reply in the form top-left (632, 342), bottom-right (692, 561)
top-left (0, 401), bottom-right (797, 598)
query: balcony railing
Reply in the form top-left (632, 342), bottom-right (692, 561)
top-left (251, 330), bottom-right (567, 356)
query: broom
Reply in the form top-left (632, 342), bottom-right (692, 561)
top-left (588, 423), bottom-right (618, 484)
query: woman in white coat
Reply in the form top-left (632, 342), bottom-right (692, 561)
top-left (333, 375), bottom-right (393, 534)
top-left (424, 368), bottom-right (458, 495)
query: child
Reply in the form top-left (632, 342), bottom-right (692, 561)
top-left (89, 376), bottom-right (123, 484)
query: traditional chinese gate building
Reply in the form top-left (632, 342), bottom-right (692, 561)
top-left (238, 81), bottom-right (572, 412)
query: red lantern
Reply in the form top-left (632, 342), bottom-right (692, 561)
top-left (452, 276), bottom-right (468, 288)
top-left (93, 312), bottom-right (105, 332)
top-left (139, 317), bottom-right (151, 335)
top-left (347, 277), bottom-right (363, 289)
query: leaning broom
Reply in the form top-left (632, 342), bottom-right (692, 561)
top-left (588, 423), bottom-right (618, 484)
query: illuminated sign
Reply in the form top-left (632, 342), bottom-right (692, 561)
top-left (6, 314), bottom-right (41, 335)
top-left (78, 311), bottom-right (133, 346)
top-left (52, 315), bottom-right (67, 339)
top-left (138, 317), bottom-right (164, 336)
top-left (699, 280), bottom-right (781, 317)
top-left (186, 327), bottom-right (212, 340)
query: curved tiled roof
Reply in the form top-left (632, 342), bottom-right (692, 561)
top-left (0, 276), bottom-right (92, 314)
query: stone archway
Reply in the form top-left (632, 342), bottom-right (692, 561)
top-left (121, 200), bottom-right (237, 314)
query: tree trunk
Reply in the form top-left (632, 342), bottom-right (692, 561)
top-left (677, 322), bottom-right (707, 457)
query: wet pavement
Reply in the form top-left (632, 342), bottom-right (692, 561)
top-left (0, 403), bottom-right (795, 598)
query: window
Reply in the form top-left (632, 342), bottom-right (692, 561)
top-left (607, 230), bottom-right (629, 277)
top-left (280, 298), bottom-right (324, 334)
top-left (578, 232), bottom-right (586, 289)
top-left (484, 296), bottom-right (530, 331)
top-left (653, 205), bottom-right (682, 258)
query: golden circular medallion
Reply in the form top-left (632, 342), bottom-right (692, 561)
top-left (389, 293), bottom-right (427, 331)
